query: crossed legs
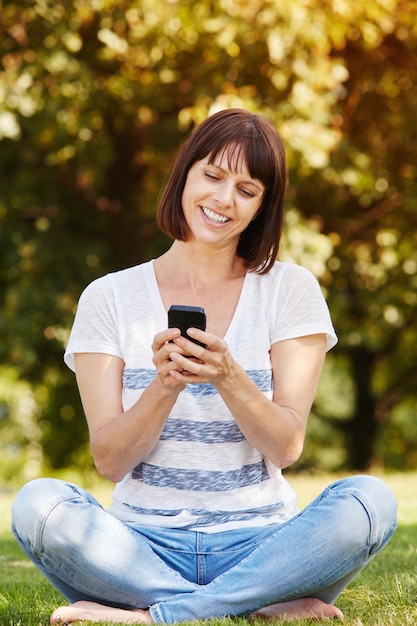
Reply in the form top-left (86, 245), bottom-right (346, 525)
top-left (12, 476), bottom-right (397, 624)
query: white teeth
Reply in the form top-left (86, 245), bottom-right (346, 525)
top-left (202, 207), bottom-right (230, 223)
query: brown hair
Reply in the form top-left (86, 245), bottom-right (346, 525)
top-left (157, 108), bottom-right (287, 274)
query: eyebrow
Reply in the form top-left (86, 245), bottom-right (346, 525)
top-left (204, 161), bottom-right (265, 192)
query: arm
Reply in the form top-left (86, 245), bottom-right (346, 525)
top-left (168, 330), bottom-right (327, 469)
top-left (74, 327), bottom-right (190, 482)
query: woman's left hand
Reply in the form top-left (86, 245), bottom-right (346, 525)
top-left (168, 328), bottom-right (232, 384)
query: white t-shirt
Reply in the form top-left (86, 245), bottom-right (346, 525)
top-left (65, 260), bottom-right (337, 532)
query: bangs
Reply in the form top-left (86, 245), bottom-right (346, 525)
top-left (207, 136), bottom-right (277, 189)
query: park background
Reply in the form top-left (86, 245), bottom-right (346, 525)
top-left (0, 0), bottom-right (416, 490)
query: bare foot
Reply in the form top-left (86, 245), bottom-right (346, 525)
top-left (250, 597), bottom-right (344, 622)
top-left (50, 601), bottom-right (153, 625)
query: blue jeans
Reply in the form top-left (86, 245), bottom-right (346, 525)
top-left (11, 475), bottom-right (397, 623)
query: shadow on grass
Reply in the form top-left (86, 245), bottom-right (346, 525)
top-left (334, 523), bottom-right (417, 624)
top-left (0, 535), bottom-right (64, 625)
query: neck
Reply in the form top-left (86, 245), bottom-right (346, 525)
top-left (156, 241), bottom-right (246, 287)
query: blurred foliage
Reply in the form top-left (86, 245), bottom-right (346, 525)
top-left (0, 0), bottom-right (416, 482)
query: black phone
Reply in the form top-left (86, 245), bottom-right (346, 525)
top-left (168, 305), bottom-right (207, 349)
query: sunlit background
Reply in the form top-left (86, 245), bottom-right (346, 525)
top-left (0, 0), bottom-right (416, 484)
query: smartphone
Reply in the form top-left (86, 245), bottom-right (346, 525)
top-left (168, 305), bottom-right (207, 349)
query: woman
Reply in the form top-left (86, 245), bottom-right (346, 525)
top-left (12, 108), bottom-right (397, 624)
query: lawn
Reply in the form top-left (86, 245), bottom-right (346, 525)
top-left (1, 472), bottom-right (416, 625)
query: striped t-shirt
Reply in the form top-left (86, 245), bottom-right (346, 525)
top-left (64, 260), bottom-right (337, 533)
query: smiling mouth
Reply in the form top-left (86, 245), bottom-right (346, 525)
top-left (202, 206), bottom-right (230, 223)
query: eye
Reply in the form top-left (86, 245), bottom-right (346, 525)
top-left (204, 170), bottom-right (220, 181)
top-left (239, 187), bottom-right (255, 198)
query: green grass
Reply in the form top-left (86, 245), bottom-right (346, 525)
top-left (1, 473), bottom-right (417, 625)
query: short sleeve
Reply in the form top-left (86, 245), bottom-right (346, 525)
top-left (64, 275), bottom-right (122, 371)
top-left (269, 264), bottom-right (337, 352)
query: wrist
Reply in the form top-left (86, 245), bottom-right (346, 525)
top-left (153, 373), bottom-right (185, 398)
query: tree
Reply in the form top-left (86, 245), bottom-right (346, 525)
top-left (293, 3), bottom-right (417, 469)
top-left (0, 0), bottom-right (416, 476)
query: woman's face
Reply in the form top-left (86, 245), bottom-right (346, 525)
top-left (181, 148), bottom-right (265, 249)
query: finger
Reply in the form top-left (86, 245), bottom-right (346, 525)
top-left (186, 327), bottom-right (208, 347)
top-left (156, 358), bottom-right (189, 390)
top-left (186, 329), bottom-right (230, 357)
top-left (152, 328), bottom-right (181, 353)
top-left (169, 352), bottom-right (201, 374)
top-left (171, 334), bottom-right (209, 360)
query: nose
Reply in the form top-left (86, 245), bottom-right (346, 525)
top-left (213, 180), bottom-right (234, 208)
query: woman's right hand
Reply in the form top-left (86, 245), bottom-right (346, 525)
top-left (151, 328), bottom-right (191, 390)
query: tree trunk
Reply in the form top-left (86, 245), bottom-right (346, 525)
top-left (345, 345), bottom-right (378, 470)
